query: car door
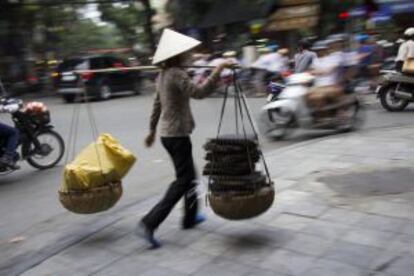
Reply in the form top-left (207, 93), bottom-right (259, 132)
top-left (89, 57), bottom-right (110, 89)
top-left (105, 56), bottom-right (130, 92)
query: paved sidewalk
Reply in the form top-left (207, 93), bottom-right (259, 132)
top-left (10, 126), bottom-right (414, 276)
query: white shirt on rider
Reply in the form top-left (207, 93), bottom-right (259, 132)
top-left (252, 53), bottom-right (286, 73)
top-left (311, 54), bottom-right (341, 87)
top-left (396, 40), bottom-right (414, 62)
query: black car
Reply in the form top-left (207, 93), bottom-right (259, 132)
top-left (55, 55), bottom-right (141, 103)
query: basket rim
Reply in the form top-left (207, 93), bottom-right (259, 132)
top-left (59, 181), bottom-right (122, 195)
top-left (209, 185), bottom-right (274, 198)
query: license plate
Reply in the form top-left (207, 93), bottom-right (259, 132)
top-left (62, 75), bottom-right (76, 81)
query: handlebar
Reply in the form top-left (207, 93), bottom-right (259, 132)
top-left (1, 97), bottom-right (23, 106)
top-left (0, 98), bottom-right (24, 113)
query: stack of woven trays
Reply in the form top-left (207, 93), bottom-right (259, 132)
top-left (203, 135), bottom-right (274, 220)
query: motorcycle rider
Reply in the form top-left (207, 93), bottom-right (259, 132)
top-left (396, 27), bottom-right (414, 72)
top-left (306, 40), bottom-right (343, 120)
top-left (328, 34), bottom-right (360, 93)
top-left (294, 39), bottom-right (317, 73)
top-left (0, 100), bottom-right (20, 170)
top-left (252, 44), bottom-right (288, 94)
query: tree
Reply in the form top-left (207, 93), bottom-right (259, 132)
top-left (166, 0), bottom-right (214, 28)
top-left (98, 0), bottom-right (156, 53)
top-left (55, 19), bottom-right (125, 57)
top-left (0, 0), bottom-right (127, 92)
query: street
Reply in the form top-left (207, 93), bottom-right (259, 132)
top-left (1, 90), bottom-right (414, 275)
top-left (2, 0), bottom-right (414, 274)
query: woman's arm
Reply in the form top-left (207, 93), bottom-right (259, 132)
top-left (145, 87), bottom-right (161, 148)
top-left (149, 92), bottom-right (161, 133)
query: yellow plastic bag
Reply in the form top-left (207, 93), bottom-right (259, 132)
top-left (60, 133), bottom-right (136, 192)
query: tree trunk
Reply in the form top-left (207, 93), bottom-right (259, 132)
top-left (139, 0), bottom-right (156, 53)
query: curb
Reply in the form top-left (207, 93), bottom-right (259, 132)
top-left (263, 124), bottom-right (413, 159)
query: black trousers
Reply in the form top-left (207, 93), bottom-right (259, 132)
top-left (396, 61), bottom-right (403, 72)
top-left (142, 136), bottom-right (198, 231)
top-left (0, 123), bottom-right (19, 157)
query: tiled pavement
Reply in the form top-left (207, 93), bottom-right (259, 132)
top-left (11, 126), bottom-right (414, 276)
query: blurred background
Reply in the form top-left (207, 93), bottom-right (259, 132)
top-left (0, 0), bottom-right (413, 95)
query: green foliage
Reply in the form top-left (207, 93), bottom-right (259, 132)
top-left (1, 1), bottom-right (130, 55)
top-left (55, 19), bottom-right (125, 57)
top-left (166, 0), bottom-right (214, 27)
top-left (98, 3), bottom-right (146, 47)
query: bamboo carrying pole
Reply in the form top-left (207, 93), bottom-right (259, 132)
top-left (73, 65), bottom-right (242, 74)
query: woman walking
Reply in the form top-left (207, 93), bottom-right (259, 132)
top-left (136, 29), bottom-right (231, 248)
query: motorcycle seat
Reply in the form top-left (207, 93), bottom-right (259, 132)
top-left (311, 96), bottom-right (356, 114)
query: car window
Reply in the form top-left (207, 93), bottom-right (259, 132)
top-left (113, 58), bottom-right (128, 67)
top-left (74, 60), bottom-right (90, 70)
top-left (103, 57), bottom-right (115, 68)
top-left (58, 59), bottom-right (86, 71)
top-left (90, 58), bottom-right (106, 69)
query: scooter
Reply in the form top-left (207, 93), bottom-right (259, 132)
top-left (258, 73), bottom-right (362, 139)
top-left (376, 70), bottom-right (414, 111)
top-left (0, 98), bottom-right (65, 174)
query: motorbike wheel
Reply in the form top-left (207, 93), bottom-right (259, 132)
top-left (63, 95), bottom-right (75, 104)
top-left (26, 130), bottom-right (65, 170)
top-left (337, 100), bottom-right (363, 132)
top-left (97, 85), bottom-right (111, 101)
top-left (259, 109), bottom-right (294, 140)
top-left (380, 85), bottom-right (409, 112)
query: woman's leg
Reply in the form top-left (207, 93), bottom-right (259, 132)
top-left (142, 137), bottom-right (197, 231)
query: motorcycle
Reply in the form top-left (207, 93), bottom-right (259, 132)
top-left (376, 70), bottom-right (414, 111)
top-left (258, 73), bottom-right (362, 139)
top-left (0, 98), bottom-right (65, 174)
top-left (266, 81), bottom-right (286, 102)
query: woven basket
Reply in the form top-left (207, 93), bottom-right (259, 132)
top-left (208, 186), bottom-right (274, 220)
top-left (59, 181), bottom-right (122, 214)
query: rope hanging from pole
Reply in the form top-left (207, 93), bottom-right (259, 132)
top-left (203, 69), bottom-right (275, 220)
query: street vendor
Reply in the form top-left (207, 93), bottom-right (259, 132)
top-left (136, 29), bottom-right (232, 249)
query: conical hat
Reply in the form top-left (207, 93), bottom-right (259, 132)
top-left (152, 29), bottom-right (201, 65)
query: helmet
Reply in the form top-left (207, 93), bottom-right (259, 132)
top-left (267, 44), bottom-right (279, 52)
top-left (223, 51), bottom-right (237, 57)
top-left (327, 33), bottom-right (347, 43)
top-left (355, 34), bottom-right (369, 43)
top-left (311, 40), bottom-right (328, 51)
top-left (299, 39), bottom-right (311, 50)
top-left (277, 48), bottom-right (289, 55)
top-left (404, 27), bottom-right (414, 37)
